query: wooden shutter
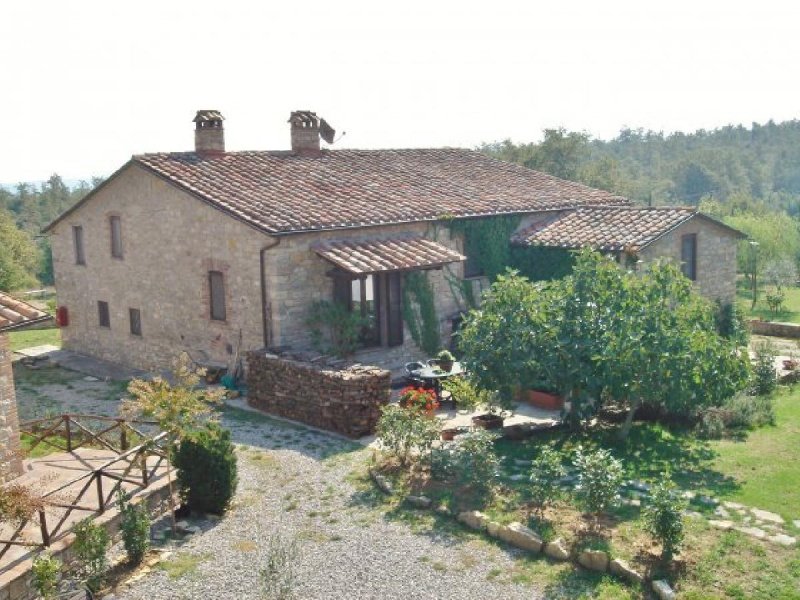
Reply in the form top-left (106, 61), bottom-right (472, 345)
top-left (73, 226), bottom-right (85, 265)
top-left (681, 234), bottom-right (697, 281)
top-left (110, 216), bottom-right (123, 258)
top-left (209, 271), bottom-right (227, 321)
top-left (129, 308), bottom-right (142, 336)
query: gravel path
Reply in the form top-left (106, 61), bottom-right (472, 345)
top-left (111, 408), bottom-right (544, 600)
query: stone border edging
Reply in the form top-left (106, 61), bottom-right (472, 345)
top-left (367, 468), bottom-right (678, 599)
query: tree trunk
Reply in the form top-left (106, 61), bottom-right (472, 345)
top-left (618, 399), bottom-right (639, 440)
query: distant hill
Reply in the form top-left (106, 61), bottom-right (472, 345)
top-left (482, 119), bottom-right (800, 216)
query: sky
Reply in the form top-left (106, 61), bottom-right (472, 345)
top-left (2, 0), bottom-right (800, 184)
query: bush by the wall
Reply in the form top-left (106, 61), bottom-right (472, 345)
top-left (173, 423), bottom-right (238, 515)
top-left (118, 490), bottom-right (150, 564)
top-left (31, 552), bottom-right (61, 600)
top-left (72, 517), bottom-right (110, 594)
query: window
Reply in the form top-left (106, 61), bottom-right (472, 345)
top-left (209, 271), bottom-right (226, 321)
top-left (98, 301), bottom-right (110, 328)
top-left (333, 272), bottom-right (403, 347)
top-left (681, 234), bottom-right (697, 281)
top-left (462, 231), bottom-right (483, 278)
top-left (110, 216), bottom-right (123, 258)
top-left (129, 308), bottom-right (142, 336)
top-left (73, 225), bottom-right (85, 265)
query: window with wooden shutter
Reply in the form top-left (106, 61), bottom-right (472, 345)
top-left (681, 234), bottom-right (697, 281)
top-left (110, 216), bottom-right (123, 258)
top-left (129, 308), bottom-right (142, 336)
top-left (209, 271), bottom-right (227, 321)
top-left (98, 301), bottom-right (110, 328)
top-left (73, 225), bottom-right (85, 265)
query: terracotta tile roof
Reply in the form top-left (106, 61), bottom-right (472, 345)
top-left (131, 149), bottom-right (627, 235)
top-left (512, 206), bottom-right (703, 252)
top-left (314, 236), bottom-right (466, 275)
top-left (0, 292), bottom-right (51, 333)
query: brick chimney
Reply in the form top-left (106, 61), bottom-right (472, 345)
top-left (193, 110), bottom-right (225, 154)
top-left (289, 111), bottom-right (322, 157)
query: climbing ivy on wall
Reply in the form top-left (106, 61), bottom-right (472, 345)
top-left (402, 271), bottom-right (440, 355)
top-left (509, 246), bottom-right (576, 282)
top-left (448, 216), bottom-right (521, 281)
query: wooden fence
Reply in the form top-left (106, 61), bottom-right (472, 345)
top-left (0, 415), bottom-right (168, 561)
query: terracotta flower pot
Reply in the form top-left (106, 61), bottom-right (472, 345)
top-left (441, 428), bottom-right (459, 441)
top-left (439, 359), bottom-right (454, 372)
top-left (471, 413), bottom-right (504, 430)
top-left (525, 390), bottom-right (564, 411)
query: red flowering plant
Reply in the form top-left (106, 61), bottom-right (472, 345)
top-left (398, 386), bottom-right (440, 414)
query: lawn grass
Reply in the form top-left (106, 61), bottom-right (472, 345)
top-left (7, 327), bottom-right (61, 352)
top-left (496, 386), bottom-right (800, 519)
top-left (736, 280), bottom-right (800, 324)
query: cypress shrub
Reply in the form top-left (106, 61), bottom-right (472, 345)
top-left (173, 423), bottom-right (238, 515)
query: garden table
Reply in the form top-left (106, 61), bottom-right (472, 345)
top-left (414, 362), bottom-right (465, 408)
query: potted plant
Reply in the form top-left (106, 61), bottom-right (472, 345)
top-left (470, 388), bottom-right (513, 430)
top-left (436, 349), bottom-right (456, 373)
top-left (520, 378), bottom-right (564, 411)
top-left (398, 386), bottom-right (440, 414)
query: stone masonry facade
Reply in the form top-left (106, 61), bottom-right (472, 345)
top-left (50, 165), bottom-right (739, 375)
top-left (641, 217), bottom-right (738, 304)
top-left (0, 334), bottom-right (23, 483)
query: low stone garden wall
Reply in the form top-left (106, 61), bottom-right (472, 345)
top-left (246, 351), bottom-right (391, 438)
top-left (749, 319), bottom-right (800, 338)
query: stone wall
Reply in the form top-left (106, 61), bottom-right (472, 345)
top-left (748, 319), bottom-right (800, 338)
top-left (0, 334), bottom-right (23, 483)
top-left (246, 351), bottom-right (391, 437)
top-left (49, 163), bottom-right (271, 372)
top-left (641, 216), bottom-right (739, 304)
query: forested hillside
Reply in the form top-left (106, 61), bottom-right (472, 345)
top-left (482, 119), bottom-right (800, 213)
top-left (0, 175), bottom-right (101, 289)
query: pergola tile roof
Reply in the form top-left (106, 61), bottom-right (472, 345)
top-left (512, 206), bottom-right (701, 252)
top-left (129, 149), bottom-right (627, 235)
top-left (314, 237), bottom-right (466, 275)
top-left (0, 292), bottom-right (51, 333)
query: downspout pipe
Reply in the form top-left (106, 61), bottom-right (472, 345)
top-left (260, 237), bottom-right (281, 349)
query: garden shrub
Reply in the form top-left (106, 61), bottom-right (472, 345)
top-left (643, 481), bottom-right (687, 560)
top-left (305, 300), bottom-right (366, 358)
top-left (31, 552), bottom-right (61, 600)
top-left (714, 301), bottom-right (749, 345)
top-left (724, 392), bottom-right (776, 428)
top-left (573, 447), bottom-right (624, 525)
top-left (261, 532), bottom-right (298, 600)
top-left (751, 342), bottom-right (777, 396)
top-left (173, 422), bottom-right (238, 515)
top-left (72, 517), bottom-right (110, 594)
top-left (695, 409), bottom-right (726, 439)
top-left (375, 404), bottom-right (441, 468)
top-left (529, 447), bottom-right (566, 517)
top-left (441, 376), bottom-right (496, 412)
top-left (118, 490), bottom-right (150, 564)
top-left (446, 429), bottom-right (500, 494)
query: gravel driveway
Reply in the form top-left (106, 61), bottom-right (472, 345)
top-left (114, 406), bottom-right (545, 600)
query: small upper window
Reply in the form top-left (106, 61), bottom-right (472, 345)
top-left (462, 230), bottom-right (484, 278)
top-left (129, 308), bottom-right (142, 336)
top-left (681, 234), bottom-right (697, 281)
top-left (209, 271), bottom-right (226, 321)
top-left (110, 216), bottom-right (123, 258)
top-left (73, 225), bottom-right (85, 265)
top-left (98, 301), bottom-right (110, 328)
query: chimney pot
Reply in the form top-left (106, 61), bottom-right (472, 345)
top-left (193, 110), bottom-right (225, 154)
top-left (289, 110), bottom-right (321, 156)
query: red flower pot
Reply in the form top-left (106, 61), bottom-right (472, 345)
top-left (525, 390), bottom-right (564, 411)
top-left (471, 413), bottom-right (505, 430)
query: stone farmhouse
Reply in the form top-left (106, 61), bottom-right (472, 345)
top-left (0, 293), bottom-right (51, 483)
top-left (45, 111), bottom-right (744, 373)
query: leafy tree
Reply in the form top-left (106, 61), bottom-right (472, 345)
top-left (573, 447), bottom-right (624, 530)
top-left (0, 208), bottom-right (40, 290)
top-left (528, 447), bottom-right (566, 517)
top-left (643, 481), bottom-right (687, 560)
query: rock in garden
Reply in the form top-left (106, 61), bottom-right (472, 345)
top-left (751, 508), bottom-right (785, 525)
top-left (709, 519), bottom-right (734, 530)
top-left (722, 500), bottom-right (745, 511)
top-left (793, 520), bottom-right (800, 529)
top-left (486, 521), bottom-right (502, 537)
top-left (175, 520), bottom-right (191, 534)
top-left (405, 495), bottom-right (432, 509)
top-left (457, 511), bottom-right (488, 531)
top-left (543, 537), bottom-right (570, 561)
top-left (714, 506), bottom-right (731, 519)
top-left (577, 549), bottom-right (609, 572)
top-left (369, 469), bottom-right (394, 495)
top-left (734, 525), bottom-right (767, 540)
top-left (697, 495), bottom-right (718, 507)
top-left (609, 558), bottom-right (644, 584)
top-left (652, 579), bottom-right (677, 600)
top-left (767, 533), bottom-right (797, 547)
top-left (508, 474), bottom-right (526, 482)
top-left (495, 522), bottom-right (543, 553)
